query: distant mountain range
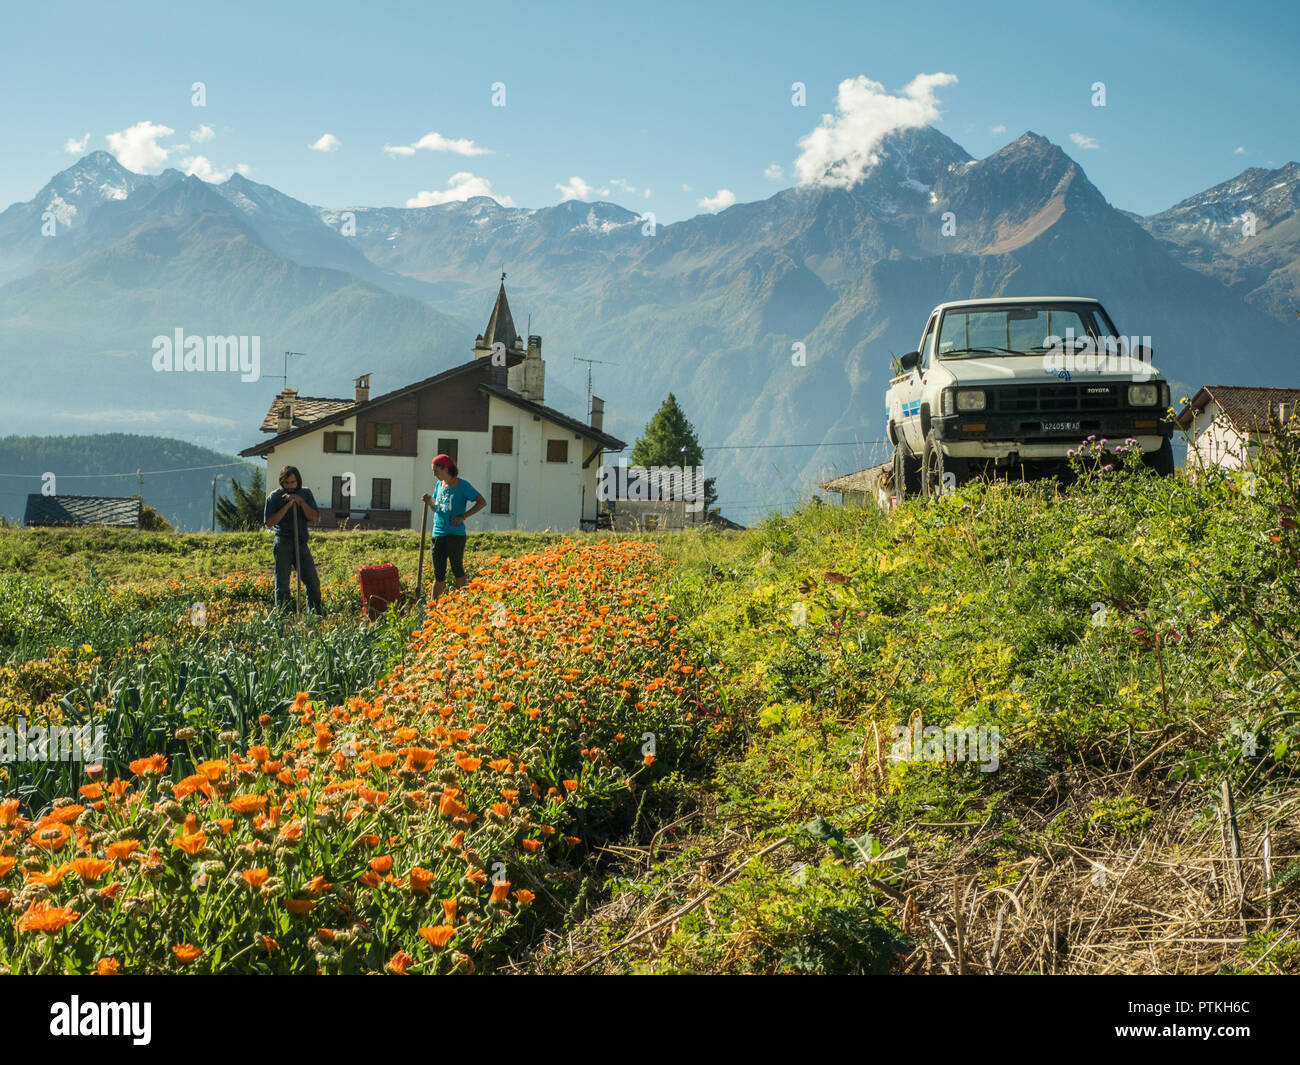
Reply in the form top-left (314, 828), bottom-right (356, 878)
top-left (1, 131), bottom-right (1297, 515)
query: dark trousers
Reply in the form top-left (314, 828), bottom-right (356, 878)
top-left (431, 534), bottom-right (467, 581)
top-left (273, 538), bottom-right (324, 613)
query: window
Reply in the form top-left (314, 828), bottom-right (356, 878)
top-left (371, 478), bottom-right (391, 510)
top-left (323, 431), bottom-right (353, 454)
top-left (436, 438), bottom-right (459, 465)
top-left (492, 426), bottom-right (514, 454)
top-left (919, 316), bottom-right (936, 369)
top-left (331, 476), bottom-right (349, 512)
top-left (491, 483), bottom-right (511, 514)
top-left (364, 422), bottom-right (402, 450)
top-left (546, 439), bottom-right (569, 463)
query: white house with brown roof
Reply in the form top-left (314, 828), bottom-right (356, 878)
top-left (1176, 385), bottom-right (1300, 473)
top-left (239, 283), bottom-right (625, 531)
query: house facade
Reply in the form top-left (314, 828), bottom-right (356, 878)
top-left (1176, 385), bottom-right (1300, 474)
top-left (239, 284), bottom-right (626, 531)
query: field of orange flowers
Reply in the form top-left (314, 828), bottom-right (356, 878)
top-left (0, 539), bottom-right (722, 973)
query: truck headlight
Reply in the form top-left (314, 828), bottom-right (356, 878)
top-left (956, 389), bottom-right (986, 412)
top-left (1128, 384), bottom-right (1159, 406)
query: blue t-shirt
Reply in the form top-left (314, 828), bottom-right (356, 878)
top-left (431, 478), bottom-right (479, 537)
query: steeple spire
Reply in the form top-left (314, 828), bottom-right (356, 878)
top-left (481, 279), bottom-right (519, 353)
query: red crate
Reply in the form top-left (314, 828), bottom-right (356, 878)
top-left (358, 564), bottom-right (402, 620)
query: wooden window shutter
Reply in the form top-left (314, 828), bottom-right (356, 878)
top-left (324, 431), bottom-right (337, 453)
top-left (364, 422), bottom-right (377, 449)
top-left (391, 423), bottom-right (403, 451)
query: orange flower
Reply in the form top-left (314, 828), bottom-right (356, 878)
top-left (387, 950), bottom-right (414, 975)
top-left (70, 857), bottom-right (111, 881)
top-left (172, 944), bottom-right (202, 964)
top-left (438, 794), bottom-right (467, 819)
top-left (43, 804), bottom-right (85, 824)
top-left (418, 925), bottom-right (456, 948)
top-left (513, 889), bottom-right (536, 904)
top-left (442, 898), bottom-right (458, 924)
top-left (0, 798), bottom-right (19, 825)
top-left (284, 898), bottom-right (316, 915)
top-left (490, 802), bottom-right (510, 818)
top-left (173, 832), bottom-right (207, 855)
top-left (195, 760), bottom-right (228, 782)
top-left (30, 824), bottom-right (72, 849)
top-left (78, 783), bottom-right (104, 800)
top-left (521, 838), bottom-right (542, 853)
top-left (490, 879), bottom-right (511, 903)
top-left (93, 957), bottom-right (120, 975)
top-left (25, 863), bottom-right (71, 887)
top-left (128, 754), bottom-right (168, 777)
top-left (292, 691), bottom-right (311, 711)
top-left (171, 775), bottom-right (211, 800)
top-left (369, 855), bottom-right (394, 875)
top-left (562, 779), bottom-right (578, 792)
top-left (241, 868), bottom-right (269, 889)
top-left (17, 899), bottom-right (81, 934)
top-left (105, 840), bottom-right (140, 860)
top-left (228, 794), bottom-right (267, 815)
top-left (455, 753), bottom-right (482, 772)
top-left (0, 856), bottom-right (16, 877)
top-left (261, 935), bottom-right (280, 954)
top-left (487, 758), bottom-right (511, 772)
top-left (247, 745), bottom-right (270, 763)
top-left (306, 875), bottom-right (332, 895)
top-left (409, 867), bottom-right (434, 895)
top-left (358, 871), bottom-right (380, 888)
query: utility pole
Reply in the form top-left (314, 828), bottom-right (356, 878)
top-left (211, 474), bottom-right (225, 532)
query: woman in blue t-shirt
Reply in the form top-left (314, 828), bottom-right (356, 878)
top-left (420, 453), bottom-right (486, 601)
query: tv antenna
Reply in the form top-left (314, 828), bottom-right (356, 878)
top-left (573, 356), bottom-right (618, 420)
top-left (265, 351), bottom-right (309, 390)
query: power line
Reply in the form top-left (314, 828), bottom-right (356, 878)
top-left (701, 440), bottom-right (887, 451)
top-left (0, 461), bottom-right (252, 479)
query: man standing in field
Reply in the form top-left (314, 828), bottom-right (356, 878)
top-left (421, 453), bottom-right (485, 602)
top-left (264, 465), bottom-right (324, 614)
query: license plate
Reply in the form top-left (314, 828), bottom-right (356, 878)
top-left (1042, 420), bottom-right (1080, 432)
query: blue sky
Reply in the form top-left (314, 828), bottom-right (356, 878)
top-left (2, 0), bottom-right (1297, 221)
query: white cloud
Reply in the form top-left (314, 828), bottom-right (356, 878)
top-left (644, 189), bottom-right (652, 198)
top-left (680, 183), bottom-right (693, 192)
top-left (698, 188), bottom-right (736, 212)
top-left (309, 133), bottom-right (341, 152)
top-left (105, 121), bottom-right (177, 173)
top-left (1234, 145), bottom-right (1246, 155)
top-left (180, 156), bottom-right (235, 182)
top-left (990, 123), bottom-right (1007, 134)
top-left (190, 123), bottom-right (216, 144)
top-left (64, 132), bottom-right (90, 154)
top-left (406, 171), bottom-right (515, 207)
top-left (610, 177), bottom-right (640, 196)
top-left (794, 72), bottom-right (957, 189)
top-left (764, 163), bottom-right (785, 181)
top-left (1069, 132), bottom-right (1101, 151)
top-left (383, 132), bottom-right (491, 158)
top-left (236, 163), bottom-right (252, 176)
top-left (556, 176), bottom-right (610, 200)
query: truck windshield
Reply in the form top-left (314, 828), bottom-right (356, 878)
top-left (937, 305), bottom-right (1115, 358)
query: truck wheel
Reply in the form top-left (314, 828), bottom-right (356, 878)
top-left (1143, 438), bottom-right (1174, 476)
top-left (922, 431), bottom-right (966, 496)
top-left (893, 441), bottom-right (921, 502)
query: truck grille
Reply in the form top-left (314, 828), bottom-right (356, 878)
top-left (991, 383), bottom-right (1121, 413)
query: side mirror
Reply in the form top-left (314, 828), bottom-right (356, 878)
top-left (899, 351), bottom-right (920, 372)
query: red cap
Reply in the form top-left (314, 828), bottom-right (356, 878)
top-left (432, 453), bottom-right (454, 469)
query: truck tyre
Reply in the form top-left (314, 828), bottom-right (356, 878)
top-left (1143, 437), bottom-right (1174, 477)
top-left (893, 440), bottom-right (921, 502)
top-left (922, 431), bottom-right (966, 497)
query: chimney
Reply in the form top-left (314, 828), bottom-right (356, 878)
top-left (590, 395), bottom-right (604, 432)
top-left (354, 373), bottom-right (371, 404)
top-left (508, 333), bottom-right (546, 402)
top-left (276, 389), bottom-right (298, 434)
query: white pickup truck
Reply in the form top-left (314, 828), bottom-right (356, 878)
top-left (886, 297), bottom-right (1173, 499)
